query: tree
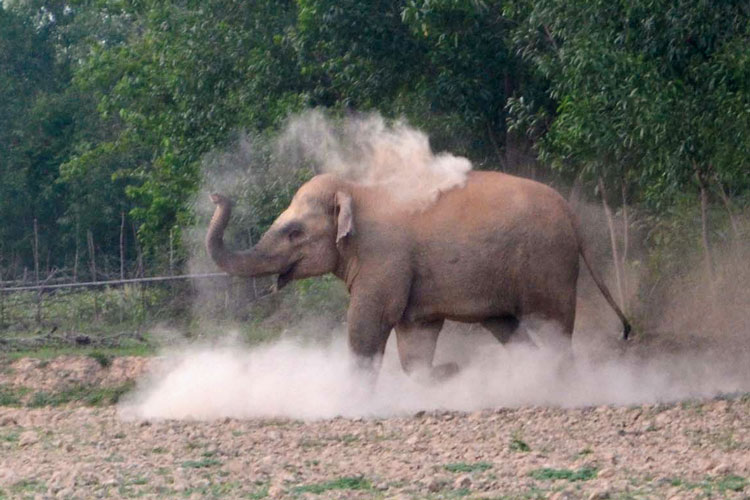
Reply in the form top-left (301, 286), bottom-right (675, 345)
top-left (68, 0), bottom-right (302, 261)
top-left (511, 0), bottom-right (750, 293)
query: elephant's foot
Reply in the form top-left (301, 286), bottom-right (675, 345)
top-left (405, 362), bottom-right (459, 384)
top-left (430, 362), bottom-right (460, 382)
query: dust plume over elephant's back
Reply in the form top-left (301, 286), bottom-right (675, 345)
top-left (276, 110), bottom-right (472, 210)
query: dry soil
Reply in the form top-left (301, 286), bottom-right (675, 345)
top-left (0, 356), bottom-right (748, 499)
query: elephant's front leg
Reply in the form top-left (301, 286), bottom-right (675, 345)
top-left (395, 320), bottom-right (459, 382)
top-left (346, 291), bottom-right (399, 378)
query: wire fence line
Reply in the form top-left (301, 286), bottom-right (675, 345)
top-left (0, 272), bottom-right (274, 349)
top-left (0, 273), bottom-right (228, 293)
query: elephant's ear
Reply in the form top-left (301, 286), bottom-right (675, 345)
top-left (335, 191), bottom-right (354, 245)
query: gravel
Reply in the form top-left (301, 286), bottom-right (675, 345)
top-left (0, 356), bottom-right (748, 498)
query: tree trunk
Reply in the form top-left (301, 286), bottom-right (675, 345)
top-left (73, 216), bottom-right (79, 282)
top-left (598, 177), bottom-right (626, 309)
top-left (169, 227), bottom-right (175, 276)
top-left (87, 230), bottom-right (99, 321)
top-left (33, 218), bottom-right (39, 285)
top-left (120, 211), bottom-right (126, 280)
top-left (715, 178), bottom-right (740, 243)
top-left (1, 254), bottom-right (5, 327)
top-left (0, 272), bottom-right (4, 328)
top-left (694, 163), bottom-right (716, 286)
top-left (132, 223), bottom-right (144, 278)
top-left (33, 218), bottom-right (41, 325)
top-left (486, 122), bottom-right (505, 169)
top-left (87, 230), bottom-right (97, 282)
top-left (620, 180), bottom-right (630, 313)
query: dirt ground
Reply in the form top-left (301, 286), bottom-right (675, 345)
top-left (0, 356), bottom-right (749, 499)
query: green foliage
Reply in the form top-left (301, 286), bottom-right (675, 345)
top-left (181, 458), bottom-right (222, 469)
top-left (1, 344), bottom-right (153, 361)
top-left (293, 476), bottom-right (372, 494)
top-left (87, 350), bottom-right (112, 368)
top-left (529, 467), bottom-right (597, 482)
top-left (70, 0), bottom-right (303, 257)
top-left (2, 0), bottom-right (750, 334)
top-left (444, 461), bottom-right (493, 473)
top-left (292, 276), bottom-right (349, 318)
top-left (715, 475), bottom-right (747, 493)
top-left (509, 435), bottom-right (531, 452)
top-left (1, 285), bottom-right (175, 337)
top-left (26, 382), bottom-right (134, 407)
top-left (9, 479), bottom-right (47, 496)
top-left (664, 474), bottom-right (747, 495)
top-left (0, 385), bottom-right (24, 406)
top-left (510, 0), bottom-right (750, 207)
top-left (0, 430), bottom-right (20, 442)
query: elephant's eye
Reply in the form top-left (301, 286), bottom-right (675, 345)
top-left (283, 221), bottom-right (304, 241)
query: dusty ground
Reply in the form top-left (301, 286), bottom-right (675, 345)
top-left (0, 356), bottom-right (748, 499)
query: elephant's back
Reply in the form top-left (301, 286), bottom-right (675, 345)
top-left (418, 170), bottom-right (574, 235)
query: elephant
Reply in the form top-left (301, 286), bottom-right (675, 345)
top-left (206, 170), bottom-right (630, 380)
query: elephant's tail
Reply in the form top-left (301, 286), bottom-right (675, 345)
top-left (571, 212), bottom-right (632, 340)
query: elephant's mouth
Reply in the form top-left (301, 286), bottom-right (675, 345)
top-left (276, 261), bottom-right (298, 290)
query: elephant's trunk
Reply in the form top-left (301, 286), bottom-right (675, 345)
top-left (205, 193), bottom-right (271, 277)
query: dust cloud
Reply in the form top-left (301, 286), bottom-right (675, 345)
top-left (118, 111), bottom-right (750, 421)
top-left (118, 319), bottom-right (750, 421)
top-left (277, 110), bottom-right (472, 208)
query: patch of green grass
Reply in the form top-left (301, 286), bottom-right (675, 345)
top-left (710, 431), bottom-right (743, 451)
top-left (466, 486), bottom-right (549, 500)
top-left (338, 433), bottom-right (359, 443)
top-left (300, 433), bottom-right (361, 449)
top-left (26, 381), bottom-right (134, 407)
top-left (668, 474), bottom-right (748, 496)
top-left (293, 476), bottom-right (372, 494)
top-left (679, 399), bottom-right (704, 411)
top-left (180, 481), bottom-right (243, 497)
top-left (510, 434), bottom-right (531, 452)
top-left (529, 467), bottom-right (597, 482)
top-left (716, 475), bottom-right (747, 493)
top-left (0, 286), bottom-right (174, 340)
top-left (0, 431), bottom-right (20, 443)
top-left (181, 458), bottom-right (222, 469)
top-left (87, 350), bottom-right (113, 367)
top-left (244, 484), bottom-right (269, 499)
top-left (0, 385), bottom-right (25, 406)
top-left (10, 479), bottom-right (46, 495)
top-left (1, 344), bottom-right (154, 362)
top-left (444, 462), bottom-right (493, 473)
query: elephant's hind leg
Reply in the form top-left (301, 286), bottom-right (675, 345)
top-left (395, 320), bottom-right (458, 381)
top-left (482, 316), bottom-right (536, 346)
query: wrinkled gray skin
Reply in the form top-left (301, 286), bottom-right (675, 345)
top-left (206, 171), bottom-right (630, 380)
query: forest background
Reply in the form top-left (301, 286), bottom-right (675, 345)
top-left (1, 0), bottom-right (749, 344)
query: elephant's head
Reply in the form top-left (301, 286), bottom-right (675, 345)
top-left (206, 174), bottom-right (354, 289)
